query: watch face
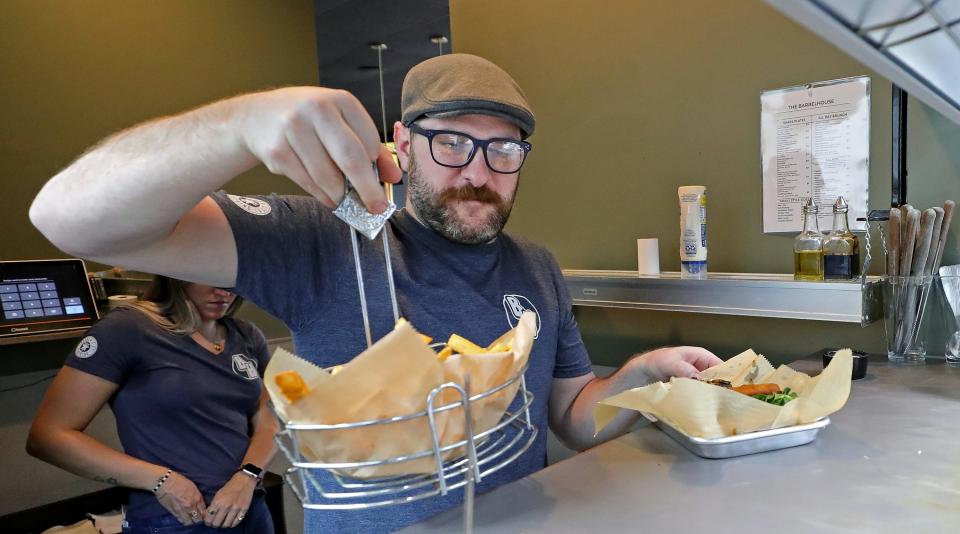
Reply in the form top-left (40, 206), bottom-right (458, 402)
top-left (242, 463), bottom-right (263, 476)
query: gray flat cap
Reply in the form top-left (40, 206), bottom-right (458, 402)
top-left (401, 53), bottom-right (535, 138)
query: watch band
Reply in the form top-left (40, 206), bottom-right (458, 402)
top-left (239, 463), bottom-right (263, 481)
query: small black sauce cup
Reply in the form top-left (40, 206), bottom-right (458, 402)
top-left (822, 349), bottom-right (868, 380)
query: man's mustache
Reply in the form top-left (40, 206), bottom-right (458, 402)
top-left (438, 185), bottom-right (503, 205)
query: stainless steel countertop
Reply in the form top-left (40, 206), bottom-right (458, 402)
top-left (405, 358), bottom-right (960, 533)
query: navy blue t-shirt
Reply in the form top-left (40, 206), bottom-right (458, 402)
top-left (212, 192), bottom-right (593, 533)
top-left (64, 307), bottom-right (269, 519)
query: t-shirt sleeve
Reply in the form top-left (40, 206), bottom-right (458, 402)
top-left (210, 192), bottom-right (338, 330)
top-left (545, 252), bottom-right (593, 379)
top-left (237, 319), bottom-right (271, 377)
top-left (63, 309), bottom-right (142, 385)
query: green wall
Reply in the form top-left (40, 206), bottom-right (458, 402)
top-left (0, 0), bottom-right (316, 516)
top-left (450, 0), bottom-right (960, 365)
top-left (0, 0), bottom-right (318, 346)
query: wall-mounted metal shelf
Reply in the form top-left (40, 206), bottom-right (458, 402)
top-left (563, 270), bottom-right (881, 324)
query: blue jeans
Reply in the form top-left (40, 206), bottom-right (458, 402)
top-left (122, 492), bottom-right (273, 534)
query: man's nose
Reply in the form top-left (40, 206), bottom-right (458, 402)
top-left (460, 150), bottom-right (492, 188)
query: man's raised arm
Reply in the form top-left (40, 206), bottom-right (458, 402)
top-left (30, 87), bottom-right (401, 287)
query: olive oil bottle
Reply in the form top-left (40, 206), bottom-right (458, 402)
top-left (823, 196), bottom-right (860, 279)
top-left (794, 198), bottom-right (824, 280)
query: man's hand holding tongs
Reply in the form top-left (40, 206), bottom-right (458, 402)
top-left (235, 87), bottom-right (402, 213)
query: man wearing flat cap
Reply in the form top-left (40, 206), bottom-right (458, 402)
top-left (32, 53), bottom-right (719, 532)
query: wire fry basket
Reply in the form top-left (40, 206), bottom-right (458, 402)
top-left (272, 363), bottom-right (537, 532)
top-left (287, 174), bottom-right (537, 531)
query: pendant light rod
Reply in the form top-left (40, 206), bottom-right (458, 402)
top-left (370, 43), bottom-right (389, 142)
top-left (429, 35), bottom-right (448, 55)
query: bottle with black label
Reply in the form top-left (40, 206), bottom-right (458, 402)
top-left (823, 196), bottom-right (860, 280)
top-left (794, 198), bottom-right (824, 280)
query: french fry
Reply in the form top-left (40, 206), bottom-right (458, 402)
top-left (436, 346), bottom-right (454, 362)
top-left (430, 332), bottom-right (511, 361)
top-left (447, 333), bottom-right (486, 355)
top-left (275, 370), bottom-right (308, 402)
top-left (485, 342), bottom-right (511, 354)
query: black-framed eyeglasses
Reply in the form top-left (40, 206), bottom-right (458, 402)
top-left (408, 124), bottom-right (532, 174)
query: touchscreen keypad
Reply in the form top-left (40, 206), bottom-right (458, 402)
top-left (1, 281), bottom-right (85, 321)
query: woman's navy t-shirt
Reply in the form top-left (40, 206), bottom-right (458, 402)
top-left (65, 307), bottom-right (269, 519)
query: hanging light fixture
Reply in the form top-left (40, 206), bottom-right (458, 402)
top-left (370, 42), bottom-right (398, 203)
top-left (429, 35), bottom-right (449, 55)
top-left (370, 43), bottom-right (390, 145)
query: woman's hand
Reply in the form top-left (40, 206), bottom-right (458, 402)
top-left (204, 472), bottom-right (257, 528)
top-left (155, 471), bottom-right (207, 525)
top-left (632, 346), bottom-right (723, 383)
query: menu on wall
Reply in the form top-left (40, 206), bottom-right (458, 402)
top-left (761, 76), bottom-right (870, 233)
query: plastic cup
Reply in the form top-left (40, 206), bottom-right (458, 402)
top-left (636, 238), bottom-right (660, 275)
top-left (939, 275), bottom-right (960, 366)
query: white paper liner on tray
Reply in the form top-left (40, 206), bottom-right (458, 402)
top-left (264, 312), bottom-right (536, 478)
top-left (594, 348), bottom-right (853, 439)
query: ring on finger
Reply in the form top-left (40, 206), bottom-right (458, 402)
top-left (236, 513), bottom-right (245, 522)
top-left (207, 509), bottom-right (218, 515)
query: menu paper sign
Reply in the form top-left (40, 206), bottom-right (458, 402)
top-left (761, 76), bottom-right (870, 233)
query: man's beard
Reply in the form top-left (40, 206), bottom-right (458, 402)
top-left (406, 152), bottom-right (517, 245)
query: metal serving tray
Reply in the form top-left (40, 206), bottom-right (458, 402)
top-left (648, 416), bottom-right (831, 459)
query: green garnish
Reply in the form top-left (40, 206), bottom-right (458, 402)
top-left (752, 387), bottom-right (798, 406)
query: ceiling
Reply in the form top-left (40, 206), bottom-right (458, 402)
top-left (314, 0), bottom-right (451, 142)
top-left (767, 0), bottom-right (960, 126)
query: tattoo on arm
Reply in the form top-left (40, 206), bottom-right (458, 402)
top-left (93, 475), bottom-right (120, 486)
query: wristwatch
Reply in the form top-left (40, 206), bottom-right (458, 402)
top-left (239, 463), bottom-right (264, 481)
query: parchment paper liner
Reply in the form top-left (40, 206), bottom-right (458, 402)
top-left (595, 348), bottom-right (853, 439)
top-left (265, 312), bottom-right (536, 478)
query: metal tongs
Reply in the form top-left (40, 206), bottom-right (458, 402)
top-left (332, 165), bottom-right (398, 348)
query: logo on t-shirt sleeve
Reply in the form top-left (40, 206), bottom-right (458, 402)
top-left (503, 294), bottom-right (541, 339)
top-left (228, 194), bottom-right (272, 216)
top-left (231, 354), bottom-right (260, 380)
top-left (74, 336), bottom-right (99, 359)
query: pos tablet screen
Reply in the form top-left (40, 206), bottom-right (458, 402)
top-left (1, 259), bottom-right (100, 339)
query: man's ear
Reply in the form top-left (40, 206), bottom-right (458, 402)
top-left (393, 121), bottom-right (411, 172)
